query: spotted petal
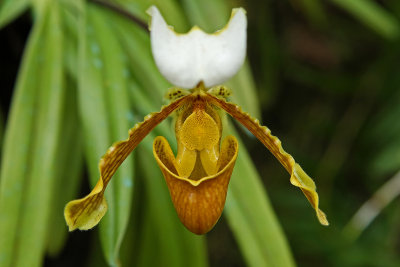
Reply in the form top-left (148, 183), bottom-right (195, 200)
top-left (64, 95), bottom-right (189, 231)
top-left (206, 92), bottom-right (329, 226)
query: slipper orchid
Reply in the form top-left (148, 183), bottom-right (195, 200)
top-left (64, 6), bottom-right (328, 235)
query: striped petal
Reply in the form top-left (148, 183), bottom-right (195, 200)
top-left (206, 91), bottom-right (329, 226)
top-left (64, 95), bottom-right (189, 231)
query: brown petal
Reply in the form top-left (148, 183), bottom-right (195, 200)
top-left (153, 135), bottom-right (239, 234)
top-left (206, 92), bottom-right (329, 226)
top-left (64, 95), bottom-right (189, 231)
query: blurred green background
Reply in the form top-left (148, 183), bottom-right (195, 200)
top-left (1, 0), bottom-right (400, 266)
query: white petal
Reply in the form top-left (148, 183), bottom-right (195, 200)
top-left (147, 6), bottom-right (247, 89)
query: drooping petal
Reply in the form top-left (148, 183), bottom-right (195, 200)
top-left (153, 135), bottom-right (239, 234)
top-left (64, 95), bottom-right (189, 231)
top-left (206, 92), bottom-right (329, 226)
top-left (147, 6), bottom-right (247, 88)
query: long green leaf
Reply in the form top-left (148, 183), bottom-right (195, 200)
top-left (330, 0), bottom-right (400, 39)
top-left (13, 5), bottom-right (65, 266)
top-left (126, 0), bottom-right (188, 32)
top-left (46, 77), bottom-right (83, 257)
top-left (0, 11), bottom-right (45, 266)
top-left (45, 4), bottom-right (83, 256)
top-left (119, 162), bottom-right (143, 266)
top-left (135, 205), bottom-right (159, 267)
top-left (77, 3), bottom-right (135, 265)
top-left (110, 14), bottom-right (169, 100)
top-left (343, 170), bottom-right (400, 241)
top-left (0, 110), bottom-right (3, 155)
top-left (181, 0), bottom-right (229, 32)
top-left (225, 125), bottom-right (296, 267)
top-left (87, 229), bottom-right (109, 267)
top-left (60, 1), bottom-right (80, 82)
top-left (0, 2), bottom-right (66, 266)
top-left (0, 0), bottom-right (30, 29)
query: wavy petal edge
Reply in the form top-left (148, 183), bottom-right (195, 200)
top-left (205, 91), bottom-right (329, 226)
top-left (64, 95), bottom-right (189, 231)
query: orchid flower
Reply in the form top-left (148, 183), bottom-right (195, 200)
top-left (64, 6), bottom-right (328, 235)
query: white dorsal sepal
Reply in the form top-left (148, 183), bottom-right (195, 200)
top-left (147, 6), bottom-right (247, 89)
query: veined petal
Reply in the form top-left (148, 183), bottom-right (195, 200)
top-left (153, 135), bottom-right (238, 234)
top-left (147, 6), bottom-right (247, 88)
top-left (64, 95), bottom-right (189, 231)
top-left (206, 92), bottom-right (329, 226)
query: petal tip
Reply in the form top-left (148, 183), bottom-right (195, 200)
top-left (317, 209), bottom-right (329, 226)
top-left (64, 195), bottom-right (108, 231)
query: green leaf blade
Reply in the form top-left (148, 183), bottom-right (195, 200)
top-left (0, 0), bottom-right (30, 29)
top-left (225, 131), bottom-right (296, 267)
top-left (77, 4), bottom-right (136, 265)
top-left (0, 3), bottom-right (67, 266)
top-left (330, 0), bottom-right (400, 39)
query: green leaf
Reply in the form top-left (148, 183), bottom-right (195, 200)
top-left (363, 88), bottom-right (400, 177)
top-left (181, 0), bottom-right (230, 32)
top-left (46, 77), bottom-right (83, 257)
top-left (343, 170), bottom-right (400, 242)
top-left (0, 3), bottom-right (66, 266)
top-left (225, 126), bottom-right (296, 267)
top-left (45, 5), bottom-right (83, 256)
top-left (330, 0), bottom-right (400, 39)
top-left (124, 0), bottom-right (189, 32)
top-left (0, 110), bottom-right (4, 154)
top-left (0, 0), bottom-right (30, 29)
top-left (227, 64), bottom-right (261, 120)
top-left (134, 205), bottom-right (159, 267)
top-left (87, 229), bottom-right (109, 267)
top-left (60, 2), bottom-right (80, 81)
top-left (108, 12), bottom-right (169, 100)
top-left (95, 3), bottom-right (173, 100)
top-left (77, 3), bottom-right (135, 265)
